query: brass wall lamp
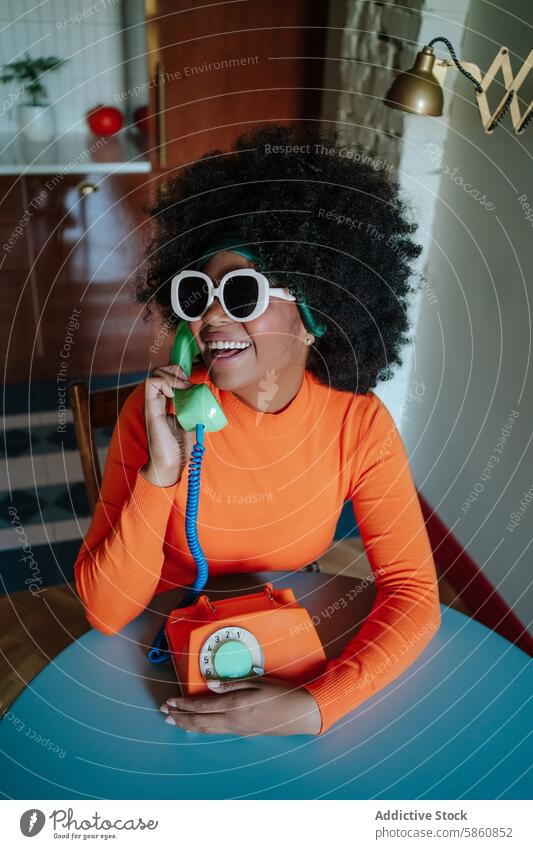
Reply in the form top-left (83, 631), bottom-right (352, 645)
top-left (384, 36), bottom-right (533, 134)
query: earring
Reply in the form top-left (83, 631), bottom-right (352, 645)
top-left (305, 337), bottom-right (314, 345)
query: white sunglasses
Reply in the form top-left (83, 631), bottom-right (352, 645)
top-left (170, 268), bottom-right (296, 322)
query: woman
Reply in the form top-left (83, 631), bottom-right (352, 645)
top-left (74, 123), bottom-right (441, 737)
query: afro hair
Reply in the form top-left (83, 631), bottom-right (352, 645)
top-left (136, 122), bottom-right (423, 394)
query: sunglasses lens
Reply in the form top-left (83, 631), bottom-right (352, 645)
top-left (177, 274), bottom-right (209, 318)
top-left (223, 274), bottom-right (260, 319)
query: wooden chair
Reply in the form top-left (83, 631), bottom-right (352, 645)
top-left (69, 380), bottom-right (141, 515)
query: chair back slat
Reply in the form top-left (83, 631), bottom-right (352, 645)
top-left (69, 380), bottom-right (140, 515)
top-left (90, 382), bottom-right (142, 428)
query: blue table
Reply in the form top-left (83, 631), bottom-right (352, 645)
top-left (0, 571), bottom-right (531, 799)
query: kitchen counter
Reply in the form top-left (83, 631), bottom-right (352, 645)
top-left (0, 130), bottom-right (151, 175)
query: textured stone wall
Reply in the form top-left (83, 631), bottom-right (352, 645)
top-left (333, 0), bottom-right (425, 168)
top-left (321, 0), bottom-right (472, 426)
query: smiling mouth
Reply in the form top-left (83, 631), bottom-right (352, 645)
top-left (206, 345), bottom-right (253, 363)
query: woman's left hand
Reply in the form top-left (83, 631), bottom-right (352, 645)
top-left (160, 676), bottom-right (322, 736)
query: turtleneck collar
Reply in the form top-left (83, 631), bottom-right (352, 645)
top-left (193, 365), bottom-right (311, 437)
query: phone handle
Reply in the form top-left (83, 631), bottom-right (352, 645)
top-left (170, 320), bottom-right (227, 432)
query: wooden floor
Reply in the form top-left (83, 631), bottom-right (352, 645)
top-left (0, 538), bottom-right (470, 714)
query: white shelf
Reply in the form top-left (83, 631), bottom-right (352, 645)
top-left (0, 130), bottom-right (151, 175)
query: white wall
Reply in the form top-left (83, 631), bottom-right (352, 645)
top-left (121, 0), bottom-right (148, 126)
top-left (0, 0), bottom-right (126, 135)
top-left (402, 0), bottom-right (533, 628)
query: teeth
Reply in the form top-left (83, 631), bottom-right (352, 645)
top-left (207, 341), bottom-right (251, 350)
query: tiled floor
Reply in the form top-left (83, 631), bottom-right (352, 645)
top-left (1, 411), bottom-right (109, 592)
top-left (1, 370), bottom-right (146, 568)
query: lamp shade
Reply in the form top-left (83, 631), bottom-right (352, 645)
top-left (384, 46), bottom-right (444, 116)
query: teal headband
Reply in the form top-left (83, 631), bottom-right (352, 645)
top-left (194, 231), bottom-right (327, 339)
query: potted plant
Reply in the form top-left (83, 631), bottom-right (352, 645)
top-left (0, 52), bottom-right (66, 143)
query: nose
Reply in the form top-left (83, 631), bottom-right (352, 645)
top-left (202, 293), bottom-right (228, 324)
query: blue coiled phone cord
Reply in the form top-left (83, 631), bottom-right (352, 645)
top-left (147, 423), bottom-right (209, 663)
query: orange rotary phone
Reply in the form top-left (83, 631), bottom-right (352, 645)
top-left (147, 320), bottom-right (326, 695)
top-left (166, 584), bottom-right (326, 696)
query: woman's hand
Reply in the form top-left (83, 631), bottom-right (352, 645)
top-left (160, 676), bottom-right (322, 736)
top-left (141, 364), bottom-right (197, 487)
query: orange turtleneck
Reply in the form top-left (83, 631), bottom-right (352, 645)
top-left (74, 363), bottom-right (441, 734)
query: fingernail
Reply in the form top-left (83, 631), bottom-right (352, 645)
top-left (165, 715), bottom-right (176, 725)
top-left (160, 704), bottom-right (169, 714)
top-left (207, 680), bottom-right (221, 688)
top-left (167, 698), bottom-right (180, 707)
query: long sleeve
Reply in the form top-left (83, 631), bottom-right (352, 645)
top-left (74, 383), bottom-right (181, 635)
top-left (303, 394), bottom-right (442, 734)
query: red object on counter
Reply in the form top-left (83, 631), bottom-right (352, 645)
top-left (86, 105), bottom-right (123, 136)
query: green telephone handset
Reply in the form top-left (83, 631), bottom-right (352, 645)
top-left (169, 320), bottom-right (228, 433)
top-left (148, 320), bottom-right (226, 663)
